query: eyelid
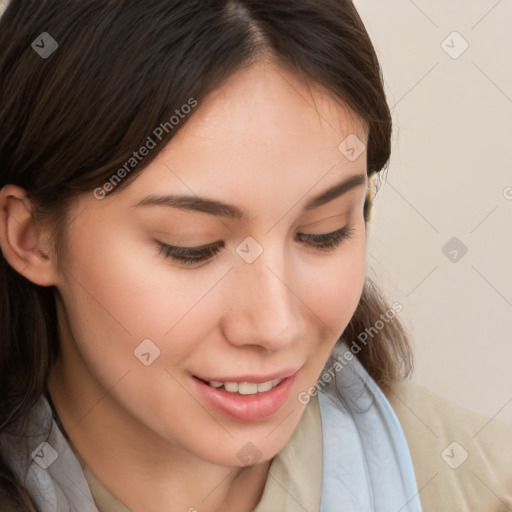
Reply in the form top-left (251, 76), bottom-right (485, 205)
top-left (298, 213), bottom-right (347, 229)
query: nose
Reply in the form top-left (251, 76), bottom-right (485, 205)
top-left (221, 244), bottom-right (305, 352)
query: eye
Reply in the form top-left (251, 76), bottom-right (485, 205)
top-left (155, 240), bottom-right (224, 267)
top-left (155, 225), bottom-right (355, 267)
top-left (296, 225), bottom-right (355, 251)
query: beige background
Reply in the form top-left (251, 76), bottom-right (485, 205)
top-left (1, 0), bottom-right (511, 426)
top-left (354, 0), bottom-right (512, 427)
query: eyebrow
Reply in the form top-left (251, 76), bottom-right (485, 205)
top-left (132, 173), bottom-right (367, 220)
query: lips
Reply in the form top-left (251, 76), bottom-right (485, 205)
top-left (192, 372), bottom-right (298, 422)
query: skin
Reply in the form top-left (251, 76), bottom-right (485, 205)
top-left (0, 57), bottom-right (369, 512)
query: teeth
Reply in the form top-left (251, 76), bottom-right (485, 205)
top-left (207, 378), bottom-right (283, 394)
top-left (257, 381), bottom-right (273, 393)
top-left (239, 382), bottom-right (258, 395)
top-left (224, 382), bottom-right (239, 392)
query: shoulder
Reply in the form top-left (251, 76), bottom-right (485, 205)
top-left (383, 380), bottom-right (512, 511)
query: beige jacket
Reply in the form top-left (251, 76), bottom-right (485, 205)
top-left (385, 381), bottom-right (512, 511)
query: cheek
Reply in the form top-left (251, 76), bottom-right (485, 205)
top-left (284, 239), bottom-right (367, 405)
top-left (56, 227), bottom-right (195, 384)
top-left (56, 228), bottom-right (221, 443)
top-left (58, 220), bottom-right (240, 382)
top-left (303, 236), bottom-right (367, 337)
top-left (62, 223), bottom-right (194, 338)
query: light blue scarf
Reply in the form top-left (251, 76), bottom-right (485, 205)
top-left (317, 341), bottom-right (423, 511)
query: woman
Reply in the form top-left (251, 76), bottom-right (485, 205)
top-left (0, 1), bottom-right (510, 511)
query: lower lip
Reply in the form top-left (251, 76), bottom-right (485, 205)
top-left (192, 374), bottom-right (297, 422)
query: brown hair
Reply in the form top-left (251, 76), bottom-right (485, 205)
top-left (0, 0), bottom-right (412, 508)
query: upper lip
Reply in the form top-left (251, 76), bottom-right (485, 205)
top-left (194, 367), bottom-right (300, 383)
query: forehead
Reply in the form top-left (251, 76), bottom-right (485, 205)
top-left (88, 58), bottom-right (368, 220)
top-left (169, 58), bottom-right (367, 154)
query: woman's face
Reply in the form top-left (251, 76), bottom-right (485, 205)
top-left (51, 59), bottom-right (369, 467)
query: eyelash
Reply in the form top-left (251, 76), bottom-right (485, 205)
top-left (155, 225), bottom-right (355, 266)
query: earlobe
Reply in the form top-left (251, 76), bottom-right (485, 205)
top-left (0, 185), bottom-right (59, 287)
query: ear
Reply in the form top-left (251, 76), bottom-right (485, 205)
top-left (0, 184), bottom-right (59, 286)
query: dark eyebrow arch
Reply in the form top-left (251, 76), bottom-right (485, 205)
top-left (132, 173), bottom-right (367, 220)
